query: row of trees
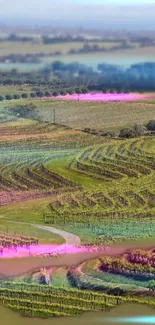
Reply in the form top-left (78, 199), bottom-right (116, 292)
top-left (0, 87), bottom-right (89, 101)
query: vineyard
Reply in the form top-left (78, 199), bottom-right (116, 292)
top-left (0, 281), bottom-right (154, 318)
top-left (44, 136), bottom-right (155, 236)
top-left (1, 108), bottom-right (155, 318)
top-left (0, 232), bottom-right (39, 251)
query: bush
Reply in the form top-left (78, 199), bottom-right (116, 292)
top-left (68, 89), bottom-right (74, 95)
top-left (102, 89), bottom-right (108, 93)
top-left (146, 120), bottom-right (155, 131)
top-left (75, 88), bottom-right (82, 94)
top-left (0, 95), bottom-right (4, 101)
top-left (60, 90), bottom-right (67, 96)
top-left (5, 94), bottom-right (13, 100)
top-left (30, 92), bottom-right (36, 98)
top-left (36, 91), bottom-right (44, 97)
top-left (52, 91), bottom-right (60, 97)
top-left (10, 103), bottom-right (37, 118)
top-left (21, 93), bottom-right (28, 98)
top-left (119, 128), bottom-right (135, 139)
top-left (45, 91), bottom-right (51, 97)
top-left (132, 124), bottom-right (146, 136)
top-left (13, 94), bottom-right (21, 99)
top-left (81, 87), bottom-right (89, 94)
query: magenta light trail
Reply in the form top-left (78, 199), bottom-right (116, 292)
top-left (55, 93), bottom-right (154, 102)
top-left (0, 244), bottom-right (100, 259)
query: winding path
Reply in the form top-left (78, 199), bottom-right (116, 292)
top-left (0, 217), bottom-right (81, 246)
top-left (0, 216), bottom-right (155, 288)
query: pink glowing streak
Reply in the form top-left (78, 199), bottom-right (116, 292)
top-left (0, 244), bottom-right (100, 259)
top-left (55, 93), bottom-right (154, 102)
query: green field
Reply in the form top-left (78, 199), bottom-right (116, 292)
top-left (1, 96), bottom-right (155, 132)
top-left (1, 96), bottom-right (155, 318)
top-left (0, 41), bottom-right (123, 56)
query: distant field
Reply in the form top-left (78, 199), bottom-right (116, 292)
top-left (0, 41), bottom-right (122, 55)
top-left (34, 97), bottom-right (155, 132)
top-left (0, 84), bottom-right (33, 96)
top-left (1, 96), bottom-right (155, 132)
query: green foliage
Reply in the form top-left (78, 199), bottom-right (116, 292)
top-left (30, 92), bottom-right (37, 98)
top-left (13, 94), bottom-right (21, 99)
top-left (148, 280), bottom-right (155, 291)
top-left (5, 94), bottom-right (13, 100)
top-left (45, 91), bottom-right (51, 97)
top-left (36, 91), bottom-right (44, 97)
top-left (119, 128), bottom-right (135, 138)
top-left (9, 103), bottom-right (37, 119)
top-left (81, 87), bottom-right (89, 94)
top-left (52, 91), bottom-right (60, 97)
top-left (146, 120), bottom-right (155, 131)
top-left (60, 90), bottom-right (67, 96)
top-left (21, 93), bottom-right (28, 99)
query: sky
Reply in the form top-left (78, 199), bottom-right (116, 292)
top-left (0, 0), bottom-right (155, 30)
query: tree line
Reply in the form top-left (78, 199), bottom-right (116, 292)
top-left (0, 87), bottom-right (89, 102)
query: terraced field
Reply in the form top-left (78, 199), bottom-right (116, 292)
top-left (1, 109), bottom-right (155, 318)
top-left (44, 137), bottom-right (155, 238)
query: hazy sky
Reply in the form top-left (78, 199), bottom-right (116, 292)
top-left (0, 0), bottom-right (155, 30)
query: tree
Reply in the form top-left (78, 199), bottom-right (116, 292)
top-left (60, 90), bottom-right (67, 96)
top-left (13, 94), bottom-right (20, 99)
top-left (132, 124), bottom-right (146, 136)
top-left (36, 91), bottom-right (44, 97)
top-left (146, 120), bottom-right (155, 131)
top-left (119, 128), bottom-right (135, 138)
top-left (68, 89), bottom-right (74, 95)
top-left (5, 94), bottom-right (13, 100)
top-left (45, 91), bottom-right (51, 97)
top-left (81, 87), bottom-right (89, 94)
top-left (21, 93), bottom-right (28, 98)
top-left (52, 91), bottom-right (60, 97)
top-left (51, 61), bottom-right (65, 71)
top-left (109, 89), bottom-right (115, 93)
top-left (0, 95), bottom-right (4, 101)
top-left (148, 280), bottom-right (155, 291)
top-left (30, 92), bottom-right (36, 98)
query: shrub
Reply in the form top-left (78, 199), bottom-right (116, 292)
top-left (36, 91), bottom-right (44, 97)
top-left (21, 93), bottom-right (28, 98)
top-left (132, 124), bottom-right (146, 136)
top-left (13, 94), bottom-right (21, 99)
top-left (60, 90), bottom-right (67, 96)
top-left (52, 91), bottom-right (60, 97)
top-left (102, 89), bottom-right (108, 93)
top-left (75, 88), bottom-right (82, 94)
top-left (81, 87), bottom-right (89, 94)
top-left (5, 94), bottom-right (13, 100)
top-left (30, 92), bottom-right (36, 98)
top-left (0, 95), bottom-right (4, 101)
top-left (45, 91), bottom-right (51, 97)
top-left (119, 128), bottom-right (135, 139)
top-left (10, 103), bottom-right (37, 118)
top-left (146, 120), bottom-right (155, 131)
top-left (148, 280), bottom-right (155, 291)
top-left (68, 89), bottom-right (74, 95)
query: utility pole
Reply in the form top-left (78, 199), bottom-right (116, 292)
top-left (53, 109), bottom-right (56, 124)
